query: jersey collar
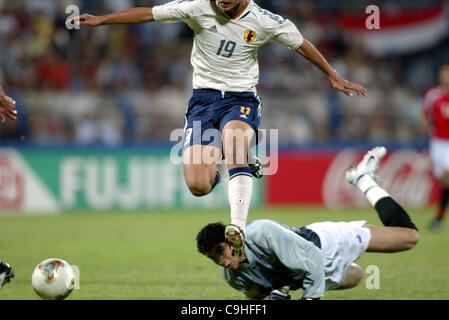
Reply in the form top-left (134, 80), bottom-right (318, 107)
top-left (215, 0), bottom-right (254, 21)
top-left (234, 0), bottom-right (254, 20)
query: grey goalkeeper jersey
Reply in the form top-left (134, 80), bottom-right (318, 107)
top-left (221, 219), bottom-right (325, 299)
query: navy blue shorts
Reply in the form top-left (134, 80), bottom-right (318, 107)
top-left (183, 89), bottom-right (262, 150)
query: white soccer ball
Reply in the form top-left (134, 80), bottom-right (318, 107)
top-left (31, 258), bottom-right (76, 300)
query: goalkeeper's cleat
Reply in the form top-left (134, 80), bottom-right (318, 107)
top-left (248, 154), bottom-right (263, 179)
top-left (0, 261), bottom-right (14, 289)
top-left (264, 287), bottom-right (291, 300)
top-left (345, 146), bottom-right (387, 185)
top-left (225, 224), bottom-right (245, 257)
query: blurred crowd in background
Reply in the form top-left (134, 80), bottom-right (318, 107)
top-left (0, 0), bottom-right (448, 146)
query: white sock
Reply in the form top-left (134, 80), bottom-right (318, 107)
top-left (356, 175), bottom-right (390, 207)
top-left (228, 175), bottom-right (253, 230)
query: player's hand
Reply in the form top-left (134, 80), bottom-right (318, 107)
top-left (329, 74), bottom-right (367, 98)
top-left (68, 14), bottom-right (104, 27)
top-left (0, 95), bottom-right (17, 123)
top-left (264, 286), bottom-right (291, 300)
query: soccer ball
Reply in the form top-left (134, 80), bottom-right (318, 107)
top-left (31, 258), bottom-right (76, 300)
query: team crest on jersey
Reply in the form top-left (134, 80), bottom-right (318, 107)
top-left (244, 30), bottom-right (256, 44)
top-left (240, 106), bottom-right (251, 115)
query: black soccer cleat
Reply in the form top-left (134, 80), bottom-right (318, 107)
top-left (248, 154), bottom-right (263, 179)
top-left (0, 261), bottom-right (14, 288)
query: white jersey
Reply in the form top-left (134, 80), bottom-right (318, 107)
top-left (152, 0), bottom-right (304, 92)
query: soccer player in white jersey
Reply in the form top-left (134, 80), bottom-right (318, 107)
top-left (73, 0), bottom-right (367, 255)
top-left (197, 147), bottom-right (419, 300)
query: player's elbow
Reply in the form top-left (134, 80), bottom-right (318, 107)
top-left (144, 8), bottom-right (154, 23)
top-left (404, 228), bottom-right (420, 250)
top-left (129, 8), bottom-right (155, 24)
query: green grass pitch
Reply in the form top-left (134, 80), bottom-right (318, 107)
top-left (0, 206), bottom-right (448, 300)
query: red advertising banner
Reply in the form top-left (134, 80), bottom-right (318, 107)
top-left (0, 154), bottom-right (25, 209)
top-left (267, 149), bottom-right (439, 208)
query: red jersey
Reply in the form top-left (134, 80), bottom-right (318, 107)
top-left (422, 86), bottom-right (449, 140)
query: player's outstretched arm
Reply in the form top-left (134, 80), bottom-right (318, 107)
top-left (70, 7), bottom-right (154, 27)
top-left (296, 40), bottom-right (367, 98)
top-left (0, 84), bottom-right (17, 123)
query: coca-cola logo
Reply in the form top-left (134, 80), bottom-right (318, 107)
top-left (322, 149), bottom-right (434, 208)
top-left (0, 155), bottom-right (24, 209)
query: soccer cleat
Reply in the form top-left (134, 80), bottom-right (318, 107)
top-left (345, 146), bottom-right (387, 185)
top-left (0, 261), bottom-right (14, 289)
top-left (225, 224), bottom-right (245, 256)
top-left (248, 154), bottom-right (263, 179)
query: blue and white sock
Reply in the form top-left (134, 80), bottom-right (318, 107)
top-left (211, 161), bottom-right (229, 191)
top-left (228, 167), bottom-right (253, 230)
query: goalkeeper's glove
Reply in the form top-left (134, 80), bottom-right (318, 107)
top-left (264, 286), bottom-right (291, 300)
top-left (0, 261), bottom-right (14, 289)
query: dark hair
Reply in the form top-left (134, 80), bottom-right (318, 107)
top-left (196, 222), bottom-right (226, 254)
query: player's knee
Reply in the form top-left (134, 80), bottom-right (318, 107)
top-left (346, 264), bottom-right (363, 288)
top-left (337, 264), bottom-right (363, 290)
top-left (352, 265), bottom-right (364, 288)
top-left (405, 229), bottom-right (420, 250)
top-left (186, 180), bottom-right (211, 197)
